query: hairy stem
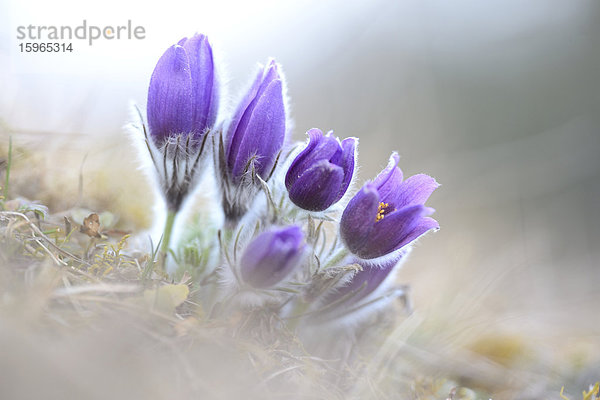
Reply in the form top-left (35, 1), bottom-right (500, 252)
top-left (286, 299), bottom-right (310, 331)
top-left (159, 210), bottom-right (177, 271)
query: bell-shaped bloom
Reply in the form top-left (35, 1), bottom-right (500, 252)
top-left (340, 153), bottom-right (439, 259)
top-left (240, 225), bottom-right (305, 289)
top-left (285, 129), bottom-right (356, 211)
top-left (147, 33), bottom-right (219, 147)
top-left (225, 60), bottom-right (286, 183)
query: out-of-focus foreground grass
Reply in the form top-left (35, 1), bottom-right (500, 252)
top-left (0, 128), bottom-right (598, 399)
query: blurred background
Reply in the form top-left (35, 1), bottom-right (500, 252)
top-left (1, 0), bottom-right (600, 395)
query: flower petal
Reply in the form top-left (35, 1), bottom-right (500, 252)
top-left (288, 159), bottom-right (344, 211)
top-left (180, 34), bottom-right (218, 136)
top-left (232, 61), bottom-right (279, 149)
top-left (333, 254), bottom-right (402, 304)
top-left (230, 78), bottom-right (286, 179)
top-left (393, 216), bottom-right (439, 250)
top-left (286, 129), bottom-right (341, 188)
top-left (337, 137), bottom-right (357, 198)
top-left (285, 128), bottom-right (323, 189)
top-left (358, 204), bottom-right (433, 259)
top-left (372, 153), bottom-right (403, 204)
top-left (226, 69), bottom-right (263, 165)
top-left (311, 133), bottom-right (343, 164)
top-left (340, 184), bottom-right (380, 255)
top-left (147, 45), bottom-right (193, 146)
top-left (392, 174), bottom-right (439, 208)
top-left (226, 61), bottom-right (283, 179)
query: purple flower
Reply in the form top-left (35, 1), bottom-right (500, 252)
top-left (328, 254), bottom-right (404, 307)
top-left (285, 129), bottom-right (356, 211)
top-left (340, 153), bottom-right (439, 259)
top-left (225, 60), bottom-right (286, 183)
top-left (147, 34), bottom-right (219, 147)
top-left (240, 225), bottom-right (305, 289)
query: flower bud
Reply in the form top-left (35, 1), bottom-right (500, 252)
top-left (147, 34), bottom-right (219, 147)
top-left (225, 60), bottom-right (286, 183)
top-left (240, 226), bottom-right (305, 289)
top-left (285, 129), bottom-right (356, 211)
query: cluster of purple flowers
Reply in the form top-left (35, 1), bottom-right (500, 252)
top-left (138, 33), bottom-right (439, 323)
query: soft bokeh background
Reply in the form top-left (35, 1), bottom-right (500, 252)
top-left (1, 0), bottom-right (599, 395)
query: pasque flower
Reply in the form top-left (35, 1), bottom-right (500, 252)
top-left (240, 225), bottom-right (305, 289)
top-left (310, 251), bottom-right (410, 325)
top-left (329, 253), bottom-right (404, 307)
top-left (132, 33), bottom-right (445, 348)
top-left (225, 59), bottom-right (286, 184)
top-left (285, 129), bottom-right (356, 211)
top-left (147, 33), bottom-right (219, 148)
top-left (144, 33), bottom-right (220, 212)
top-left (340, 153), bottom-right (439, 259)
top-left (140, 33), bottom-right (220, 271)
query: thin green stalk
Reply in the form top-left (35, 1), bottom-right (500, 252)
top-left (286, 299), bottom-right (310, 332)
top-left (159, 210), bottom-right (177, 271)
top-left (323, 247), bottom-right (349, 269)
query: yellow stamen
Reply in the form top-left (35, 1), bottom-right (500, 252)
top-left (375, 202), bottom-right (390, 222)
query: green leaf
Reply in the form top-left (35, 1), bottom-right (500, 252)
top-left (143, 284), bottom-right (189, 314)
